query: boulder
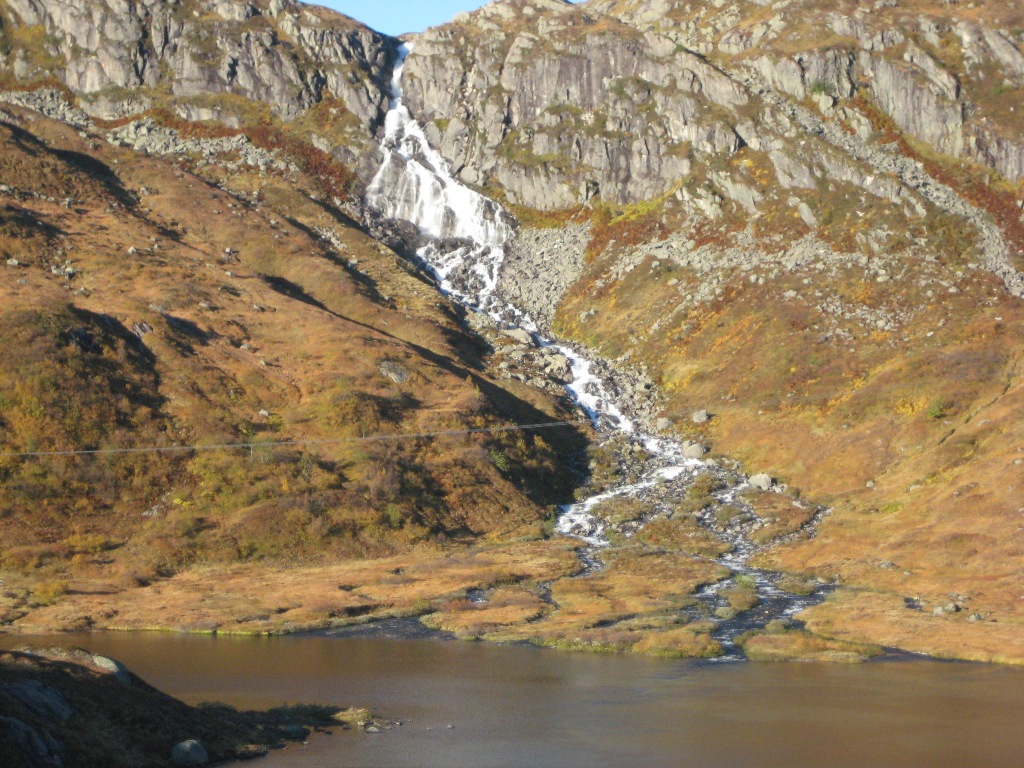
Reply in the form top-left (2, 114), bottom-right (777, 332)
top-left (90, 655), bottom-right (131, 684)
top-left (171, 740), bottom-right (208, 767)
top-left (683, 442), bottom-right (707, 459)
top-left (692, 409), bottom-right (709, 424)
top-left (749, 473), bottom-right (774, 491)
top-left (379, 360), bottom-right (410, 384)
top-left (543, 353), bottom-right (572, 381)
top-left (504, 328), bottom-right (533, 345)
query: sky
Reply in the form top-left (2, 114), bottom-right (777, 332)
top-left (316, 1), bottom-right (493, 36)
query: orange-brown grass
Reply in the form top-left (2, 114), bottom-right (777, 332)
top-left (585, 203), bottom-right (670, 263)
top-left (635, 516), bottom-right (733, 558)
top-left (506, 203), bottom-right (589, 230)
top-left (744, 491), bottom-right (816, 545)
top-left (422, 585), bottom-right (549, 638)
top-left (553, 163), bottom-right (1024, 660)
top-left (631, 624), bottom-right (722, 658)
top-left (799, 591), bottom-right (1024, 665)
top-left (7, 540), bottom-right (579, 635)
top-left (723, 585), bottom-right (759, 612)
top-left (762, 374), bottom-right (1024, 656)
top-left (0, 106), bottom-right (583, 630)
top-left (496, 547), bottom-right (729, 653)
top-left (739, 628), bottom-right (881, 663)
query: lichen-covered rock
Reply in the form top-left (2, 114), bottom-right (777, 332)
top-left (401, 3), bottom-right (744, 208)
top-left (1, 0), bottom-right (393, 131)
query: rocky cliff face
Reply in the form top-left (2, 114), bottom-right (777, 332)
top-left (402, 0), bottom-right (747, 208)
top-left (399, 0), bottom-right (1024, 208)
top-left (0, 0), bottom-right (393, 136)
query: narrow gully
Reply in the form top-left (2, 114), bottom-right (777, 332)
top-left (366, 41), bottom-right (833, 654)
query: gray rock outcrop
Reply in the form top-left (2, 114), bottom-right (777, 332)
top-left (0, 716), bottom-right (65, 768)
top-left (0, 0), bottom-right (393, 133)
top-left (90, 655), bottom-right (131, 684)
top-left (171, 739), bottom-right (209, 767)
top-left (390, 0), bottom-right (1024, 236)
top-left (106, 117), bottom-right (295, 172)
top-left (401, 2), bottom-right (744, 208)
top-left (0, 680), bottom-right (75, 722)
top-left (379, 360), bottom-right (410, 384)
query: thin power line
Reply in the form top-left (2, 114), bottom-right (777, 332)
top-left (0, 421), bottom-right (580, 459)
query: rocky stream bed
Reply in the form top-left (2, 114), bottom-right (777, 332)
top-left (366, 41), bottom-right (837, 660)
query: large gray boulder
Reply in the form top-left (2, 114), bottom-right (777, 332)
top-left (90, 655), bottom-right (131, 685)
top-left (171, 739), bottom-right (209, 767)
top-left (543, 353), bottom-right (572, 382)
top-left (683, 442), bottom-right (707, 459)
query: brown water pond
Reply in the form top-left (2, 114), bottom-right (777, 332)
top-left (4, 631), bottom-right (1024, 767)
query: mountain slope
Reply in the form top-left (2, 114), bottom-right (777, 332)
top-left (0, 94), bottom-right (584, 631)
top-left (1, 0), bottom-right (1024, 661)
top-left (391, 0), bottom-right (1024, 661)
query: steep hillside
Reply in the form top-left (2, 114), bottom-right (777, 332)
top-left (0, 95), bottom-right (585, 633)
top-left (394, 0), bottom-right (1024, 661)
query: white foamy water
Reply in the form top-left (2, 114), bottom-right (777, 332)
top-left (366, 42), bottom-right (715, 550)
top-left (365, 44), bottom-right (828, 635)
top-left (367, 44), bottom-right (514, 316)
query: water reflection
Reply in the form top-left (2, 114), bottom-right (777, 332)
top-left (3, 633), bottom-right (1023, 768)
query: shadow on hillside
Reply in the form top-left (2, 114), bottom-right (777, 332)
top-left (161, 314), bottom-right (219, 357)
top-left (279, 212), bottom-right (388, 301)
top-left (75, 307), bottom-right (165, 416)
top-left (0, 116), bottom-right (180, 239)
top-left (258, 273), bottom-right (332, 315)
top-left (256, 271), bottom-right (588, 506)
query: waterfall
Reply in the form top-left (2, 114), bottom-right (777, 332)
top-left (366, 42), bottom-right (710, 541)
top-left (365, 43), bottom-right (832, 656)
top-left (367, 44), bottom-right (516, 317)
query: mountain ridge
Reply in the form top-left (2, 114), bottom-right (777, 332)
top-left (0, 0), bottom-right (1023, 663)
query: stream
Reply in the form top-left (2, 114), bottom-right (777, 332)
top-left (366, 44), bottom-right (832, 657)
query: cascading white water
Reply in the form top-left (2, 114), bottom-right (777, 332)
top-left (366, 42), bottom-right (710, 543)
top-left (365, 44), bottom-right (830, 654)
top-left (367, 44), bottom-right (515, 316)
top-left (366, 43), bottom-right (637, 448)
